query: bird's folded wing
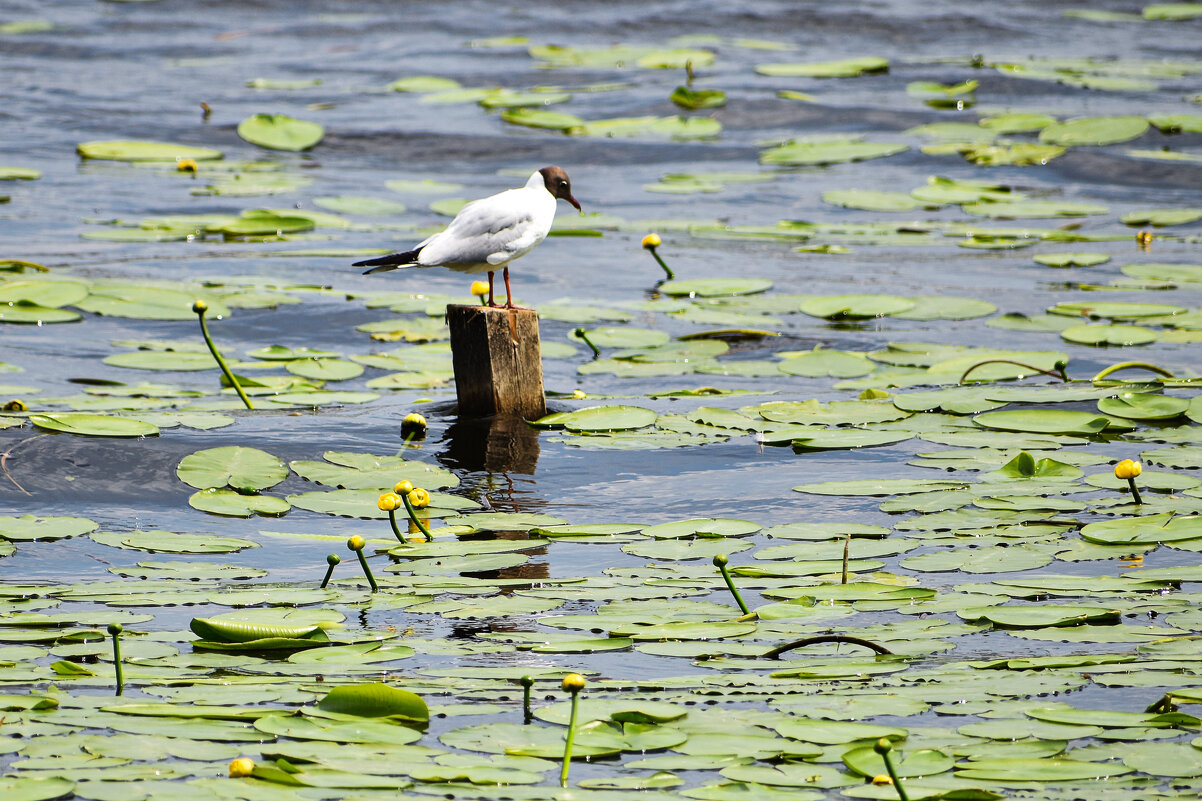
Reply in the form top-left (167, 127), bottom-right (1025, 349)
top-left (421, 199), bottom-right (538, 266)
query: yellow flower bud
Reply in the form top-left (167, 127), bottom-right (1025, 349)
top-left (641, 233), bottom-right (662, 249)
top-left (571, 389), bottom-right (586, 399)
top-left (1136, 230), bottom-right (1153, 248)
top-left (229, 757), bottom-right (255, 778)
top-left (1114, 459), bottom-right (1142, 480)
top-left (3, 399), bottom-right (27, 412)
top-left (407, 487), bottom-right (430, 509)
top-left (562, 672), bottom-right (586, 693)
top-left (378, 492), bottom-right (400, 512)
top-left (177, 158), bottom-right (199, 173)
top-left (872, 774), bottom-right (893, 786)
top-left (192, 299), bottom-right (208, 314)
top-left (394, 480), bottom-right (414, 495)
top-left (470, 280), bottom-right (490, 297)
top-left (347, 535), bottom-right (366, 551)
top-left (401, 412), bottom-right (427, 440)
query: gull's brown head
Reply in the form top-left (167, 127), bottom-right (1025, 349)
top-left (539, 165), bottom-right (581, 211)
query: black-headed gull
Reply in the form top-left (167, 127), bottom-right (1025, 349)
top-left (354, 166), bottom-right (581, 309)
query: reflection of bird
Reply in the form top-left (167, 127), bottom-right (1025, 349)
top-left (354, 166), bottom-right (581, 309)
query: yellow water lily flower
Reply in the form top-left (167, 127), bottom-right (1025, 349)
top-left (562, 672), bottom-right (586, 692)
top-left (394, 480), bottom-right (414, 495)
top-left (347, 535), bottom-right (366, 551)
top-left (229, 757), bottom-right (255, 778)
top-left (407, 487), bottom-right (431, 509)
top-left (378, 492), bottom-right (401, 512)
top-left (641, 233), bottom-right (662, 249)
top-left (1114, 459), bottom-right (1142, 480)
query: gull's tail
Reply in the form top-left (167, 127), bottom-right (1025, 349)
top-left (354, 248), bottom-right (422, 275)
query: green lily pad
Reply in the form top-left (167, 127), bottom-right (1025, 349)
top-left (532, 405), bottom-right (657, 432)
top-left (955, 757), bottom-right (1132, 781)
top-left (756, 57), bottom-right (889, 78)
top-left (500, 108), bottom-right (585, 131)
top-left (177, 446), bottom-right (288, 491)
top-left (1033, 252), bottom-right (1111, 268)
top-left (0, 515), bottom-right (97, 542)
top-left (1061, 324), bottom-right (1158, 346)
top-left (959, 605), bottom-right (1122, 628)
top-left (76, 141), bottom-right (223, 162)
top-left (1039, 116), bottom-right (1150, 146)
top-left (962, 200), bottom-right (1109, 218)
top-left (0, 777), bottom-right (75, 801)
top-left (1049, 300), bottom-right (1186, 319)
top-left (315, 683), bottom-right (428, 721)
top-left (1097, 392), bottom-right (1189, 420)
top-left (1121, 208), bottom-right (1202, 226)
top-left (800, 294), bottom-right (915, 320)
top-left (973, 409), bottom-right (1112, 435)
top-left (761, 139), bottom-right (908, 166)
top-left (29, 413), bottom-right (159, 438)
top-left (670, 87), bottom-right (727, 110)
top-left (659, 278), bottom-right (773, 297)
top-left (1081, 513), bottom-right (1202, 545)
top-left (90, 530), bottom-right (258, 554)
top-left (237, 114), bottom-right (324, 151)
top-left (1121, 263), bottom-right (1202, 283)
top-left (822, 190), bottom-right (923, 212)
top-left (189, 488), bottom-right (291, 518)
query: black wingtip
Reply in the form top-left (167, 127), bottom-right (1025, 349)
top-left (353, 247), bottom-right (422, 270)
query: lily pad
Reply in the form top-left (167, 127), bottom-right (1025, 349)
top-left (761, 139), bottom-right (908, 166)
top-left (76, 141), bottom-right (223, 162)
top-left (236, 114), bottom-right (324, 151)
top-left (1038, 116), bottom-right (1150, 146)
top-left (177, 446), bottom-right (288, 491)
top-left (29, 413), bottom-right (159, 438)
top-left (756, 57), bottom-right (889, 78)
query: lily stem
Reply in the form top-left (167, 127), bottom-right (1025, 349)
top-left (387, 508), bottom-right (406, 542)
top-left (573, 328), bottom-right (600, 359)
top-left (355, 549), bottom-right (378, 592)
top-left (401, 494), bottom-right (433, 542)
top-left (764, 635), bottom-right (893, 659)
top-left (842, 531), bottom-right (851, 585)
top-left (959, 358), bottom-right (1067, 385)
top-left (194, 304), bottom-right (253, 410)
top-left (320, 554), bottom-right (339, 589)
top-left (713, 554), bottom-right (751, 616)
top-left (648, 246), bottom-right (675, 280)
top-left (878, 740), bottom-right (910, 801)
top-left (560, 687), bottom-right (581, 786)
top-left (1092, 361), bottom-right (1175, 382)
top-left (1127, 476), bottom-right (1143, 505)
top-left (108, 624), bottom-right (124, 696)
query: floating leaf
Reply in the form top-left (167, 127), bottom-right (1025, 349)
top-left (0, 515), bottom-right (97, 542)
top-left (800, 294), bottom-right (915, 319)
top-left (236, 114), bottom-right (324, 151)
top-left (660, 279), bottom-right (772, 297)
top-left (29, 413), bottom-right (159, 437)
top-left (1061, 324), bottom-right (1158, 346)
top-left (315, 683), bottom-right (428, 721)
top-left (1039, 116), bottom-right (1150, 146)
top-left (177, 446), bottom-right (288, 491)
top-left (500, 108), bottom-right (585, 131)
top-left (1033, 252), bottom-right (1111, 268)
top-left (670, 86), bottom-right (726, 110)
top-left (1120, 207), bottom-right (1202, 226)
top-left (761, 139), bottom-right (908, 166)
top-left (532, 405), bottom-right (657, 432)
top-left (756, 57), bottom-right (889, 78)
top-left (974, 409), bottom-right (1112, 435)
top-left (76, 141), bottom-right (223, 162)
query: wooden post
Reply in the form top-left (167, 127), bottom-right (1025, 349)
top-left (446, 305), bottom-right (546, 419)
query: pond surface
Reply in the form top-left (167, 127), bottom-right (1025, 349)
top-left (3, 1), bottom-right (1202, 799)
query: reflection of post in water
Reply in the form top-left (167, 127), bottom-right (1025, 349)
top-left (439, 414), bottom-right (540, 476)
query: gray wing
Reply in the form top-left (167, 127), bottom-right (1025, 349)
top-left (418, 190), bottom-right (540, 267)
